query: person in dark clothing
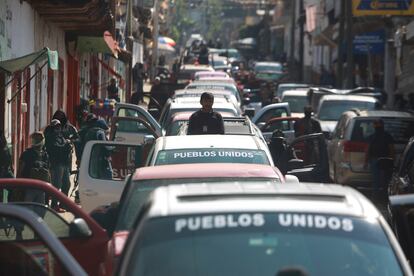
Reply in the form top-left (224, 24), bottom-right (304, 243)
top-left (107, 78), bottom-right (120, 102)
top-left (268, 130), bottom-right (296, 175)
top-left (0, 130), bottom-right (13, 179)
top-left (187, 92), bottom-right (225, 135)
top-left (45, 119), bottom-right (72, 211)
top-left (131, 63), bottom-right (145, 105)
top-left (364, 119), bottom-right (395, 195)
top-left (294, 106), bottom-right (322, 165)
top-left (293, 106), bottom-right (322, 138)
top-left (84, 119), bottom-right (113, 179)
top-left (198, 43), bottom-right (209, 65)
top-left (17, 132), bottom-right (50, 204)
top-left (51, 110), bottom-right (79, 200)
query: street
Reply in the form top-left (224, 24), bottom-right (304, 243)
top-left (2, 0), bottom-right (414, 275)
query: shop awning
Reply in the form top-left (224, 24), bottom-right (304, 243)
top-left (77, 31), bottom-right (120, 58)
top-left (0, 47), bottom-right (58, 74)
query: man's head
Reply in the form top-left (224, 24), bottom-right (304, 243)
top-left (304, 105), bottom-right (313, 118)
top-left (31, 132), bottom-right (44, 149)
top-left (200, 92), bottom-right (214, 112)
top-left (373, 119), bottom-right (384, 132)
top-left (110, 78), bottom-right (117, 85)
top-left (153, 76), bottom-right (161, 85)
top-left (50, 119), bottom-right (61, 132)
top-left (52, 110), bottom-right (67, 126)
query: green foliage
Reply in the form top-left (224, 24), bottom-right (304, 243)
top-left (170, 0), bottom-right (195, 44)
top-left (205, 0), bottom-right (223, 41)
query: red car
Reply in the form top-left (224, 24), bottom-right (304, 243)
top-left (0, 179), bottom-right (109, 276)
top-left (101, 163), bottom-right (285, 273)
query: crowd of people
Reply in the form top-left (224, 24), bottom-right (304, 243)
top-left (0, 109), bottom-right (111, 212)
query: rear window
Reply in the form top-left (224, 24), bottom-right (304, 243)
top-left (154, 149), bottom-right (270, 165)
top-left (318, 100), bottom-right (376, 121)
top-left (282, 95), bottom-right (308, 113)
top-left (128, 213), bottom-right (403, 276)
top-left (352, 118), bottom-right (414, 144)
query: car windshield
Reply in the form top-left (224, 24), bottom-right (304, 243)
top-left (166, 120), bottom-right (187, 136)
top-left (351, 118), bottom-right (414, 144)
top-left (318, 100), bottom-right (376, 121)
top-left (127, 213), bottom-right (403, 276)
top-left (282, 95), bottom-right (307, 113)
top-left (275, 86), bottom-right (308, 98)
top-left (154, 149), bottom-right (270, 165)
top-left (116, 181), bottom-right (280, 231)
top-left (187, 84), bottom-right (238, 95)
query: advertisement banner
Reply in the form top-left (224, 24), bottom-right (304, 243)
top-left (353, 0), bottom-right (414, 16)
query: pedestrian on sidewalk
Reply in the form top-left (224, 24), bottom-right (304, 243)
top-left (45, 119), bottom-right (72, 212)
top-left (51, 110), bottom-right (79, 199)
top-left (131, 62), bottom-right (145, 105)
top-left (107, 77), bottom-right (120, 102)
top-left (16, 132), bottom-right (50, 204)
top-left (0, 130), bottom-right (14, 179)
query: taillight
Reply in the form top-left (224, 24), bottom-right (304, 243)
top-left (343, 141), bottom-right (368, 153)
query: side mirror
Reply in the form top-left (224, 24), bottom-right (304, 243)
top-left (244, 108), bottom-right (255, 118)
top-left (148, 108), bottom-right (160, 121)
top-left (144, 135), bottom-right (156, 145)
top-left (324, 131), bottom-right (332, 140)
top-left (285, 174), bottom-right (300, 184)
top-left (257, 122), bottom-right (266, 130)
top-left (287, 159), bottom-right (304, 171)
top-left (69, 218), bottom-right (92, 238)
top-left (242, 97), bottom-right (251, 105)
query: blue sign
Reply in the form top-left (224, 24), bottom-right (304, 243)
top-left (353, 31), bottom-right (385, 55)
top-left (357, 0), bottom-right (413, 11)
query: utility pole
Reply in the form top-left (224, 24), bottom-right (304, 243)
top-left (299, 0), bottom-right (304, 82)
top-left (151, 0), bottom-right (160, 80)
top-left (336, 0), bottom-right (345, 88)
top-left (345, 0), bottom-right (354, 88)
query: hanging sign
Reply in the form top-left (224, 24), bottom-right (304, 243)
top-left (353, 0), bottom-right (414, 16)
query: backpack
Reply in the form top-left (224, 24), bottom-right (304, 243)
top-left (29, 150), bottom-right (51, 183)
top-left (46, 133), bottom-right (72, 164)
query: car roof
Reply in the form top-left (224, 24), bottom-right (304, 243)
top-left (180, 64), bottom-right (214, 71)
top-left (132, 163), bottom-right (282, 181)
top-left (194, 71), bottom-right (229, 77)
top-left (345, 110), bottom-right (414, 119)
top-left (170, 96), bottom-right (233, 106)
top-left (147, 182), bottom-right (379, 218)
top-left (193, 78), bottom-right (235, 83)
top-left (170, 111), bottom-right (235, 122)
top-left (188, 81), bottom-right (237, 88)
top-left (174, 89), bottom-right (233, 97)
top-left (155, 134), bottom-right (266, 150)
top-left (281, 89), bottom-right (308, 96)
top-left (278, 83), bottom-right (309, 88)
top-left (255, 61), bottom-right (282, 66)
top-left (320, 94), bottom-right (378, 102)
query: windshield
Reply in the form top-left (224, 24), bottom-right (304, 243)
top-left (116, 181), bottom-right (280, 231)
top-left (282, 95), bottom-right (308, 113)
top-left (187, 84), bottom-right (238, 96)
top-left (166, 120), bottom-right (187, 136)
top-left (154, 149), bottom-right (270, 165)
top-left (318, 100), bottom-right (376, 121)
top-left (127, 213), bottom-right (403, 276)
